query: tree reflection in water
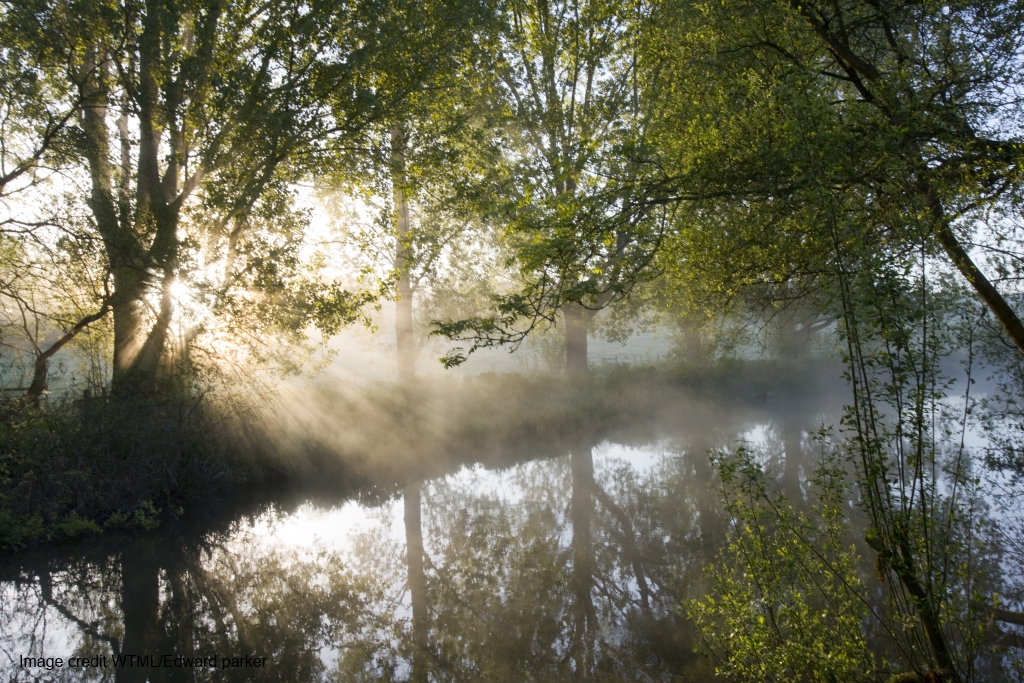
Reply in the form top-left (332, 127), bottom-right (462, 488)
top-left (404, 483), bottom-right (429, 683)
top-left (329, 433), bottom-right (732, 681)
top-left (1, 397), bottom-right (851, 682)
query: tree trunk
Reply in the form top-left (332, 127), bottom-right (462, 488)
top-left (79, 48), bottom-right (145, 393)
top-left (780, 315), bottom-right (802, 360)
top-left (108, 214), bottom-right (177, 396)
top-left (119, 3), bottom-right (183, 394)
top-left (564, 303), bottom-right (589, 374)
top-left (7, 305), bottom-right (111, 415)
top-left (679, 315), bottom-right (704, 365)
top-left (395, 208), bottom-right (415, 380)
top-left (79, 34), bottom-right (174, 397)
top-left (404, 483), bottom-right (429, 683)
top-left (391, 126), bottom-right (415, 379)
top-left (928, 192), bottom-right (1024, 357)
top-left (110, 275), bottom-right (144, 389)
top-left (129, 260), bottom-right (176, 388)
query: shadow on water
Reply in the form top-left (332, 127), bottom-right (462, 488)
top-left (0, 380), bottom-right (850, 682)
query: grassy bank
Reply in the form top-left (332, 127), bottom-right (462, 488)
top-left (0, 356), bottom-right (844, 550)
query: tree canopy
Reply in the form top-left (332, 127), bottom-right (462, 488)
top-left (3, 0), bottom-right (1023, 386)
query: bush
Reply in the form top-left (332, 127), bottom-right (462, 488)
top-left (688, 443), bottom-right (874, 683)
top-left (0, 391), bottom-right (268, 549)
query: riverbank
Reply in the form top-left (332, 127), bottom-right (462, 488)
top-left (0, 357), bottom-right (845, 550)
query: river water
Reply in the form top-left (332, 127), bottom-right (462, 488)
top-left (0, 385), bottom-right (1015, 682)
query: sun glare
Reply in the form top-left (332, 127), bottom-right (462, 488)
top-left (169, 278), bottom-right (191, 301)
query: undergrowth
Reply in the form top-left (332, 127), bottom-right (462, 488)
top-left (0, 392), bottom-right (271, 550)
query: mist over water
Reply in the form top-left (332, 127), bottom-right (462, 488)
top-left (0, 370), bottom-right (858, 682)
top-left (4, 339), bottom-right (1023, 682)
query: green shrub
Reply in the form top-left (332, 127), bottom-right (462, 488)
top-left (0, 392), bottom-right (266, 549)
top-left (688, 443), bottom-right (874, 683)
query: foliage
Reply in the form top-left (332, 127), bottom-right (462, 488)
top-left (684, 212), bottom-right (1005, 680)
top-left (0, 0), bottom-right (465, 402)
top-left (836, 262), bottom-right (999, 680)
top-left (638, 0), bottom-right (1024, 352)
top-left (0, 6), bottom-right (1021, 680)
top-left (0, 386), bottom-right (263, 549)
top-left (431, 0), bottom-right (670, 363)
top-left (625, 1), bottom-right (1022, 676)
top-left (690, 443), bottom-right (874, 683)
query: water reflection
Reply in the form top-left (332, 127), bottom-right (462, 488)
top-left (404, 483), bottom-right (428, 683)
top-left (2, 394), bottom-right (855, 682)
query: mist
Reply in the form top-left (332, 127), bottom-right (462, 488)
top-left (4, 0), bottom-right (1024, 679)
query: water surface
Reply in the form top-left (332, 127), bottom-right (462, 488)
top-left (0, 390), bottom-right (883, 682)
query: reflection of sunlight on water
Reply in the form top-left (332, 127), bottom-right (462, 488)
top-left (219, 461), bottom-right (560, 566)
top-left (435, 463), bottom-right (526, 504)
top-left (227, 445), bottom-right (689, 568)
top-left (233, 462), bottom-right (562, 561)
top-left (233, 499), bottom-right (405, 557)
top-left (594, 441), bottom-right (668, 474)
top-left (739, 424), bottom-right (771, 448)
top-left (5, 377), bottom-right (1021, 683)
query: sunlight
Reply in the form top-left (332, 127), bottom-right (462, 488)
top-left (169, 278), bottom-right (191, 302)
top-left (3, 1), bottom-right (1023, 679)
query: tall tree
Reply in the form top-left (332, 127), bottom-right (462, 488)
top-left (434, 0), bottom-right (667, 373)
top-left (322, 0), bottom-right (498, 380)
top-left (0, 5), bottom-right (110, 410)
top-left (636, 0), bottom-right (1024, 676)
top-left (638, 0), bottom-right (1024, 359)
top-left (3, 0), bottom-right (427, 397)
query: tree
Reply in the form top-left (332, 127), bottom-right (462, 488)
top-left (635, 0), bottom-right (1024, 676)
top-left (781, 0), bottom-right (1024, 356)
top-left (0, 223), bottom-right (110, 412)
top-left (638, 0), bottom-right (1024, 360)
top-left (0, 8), bottom-right (81, 198)
top-left (434, 0), bottom-right (667, 373)
top-left (320, 0), bottom-right (500, 380)
top-left (0, 8), bottom-right (110, 411)
top-left (2, 0), bottom-right (431, 398)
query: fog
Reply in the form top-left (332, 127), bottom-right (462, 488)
top-left (1, 352), bottom-right (860, 682)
